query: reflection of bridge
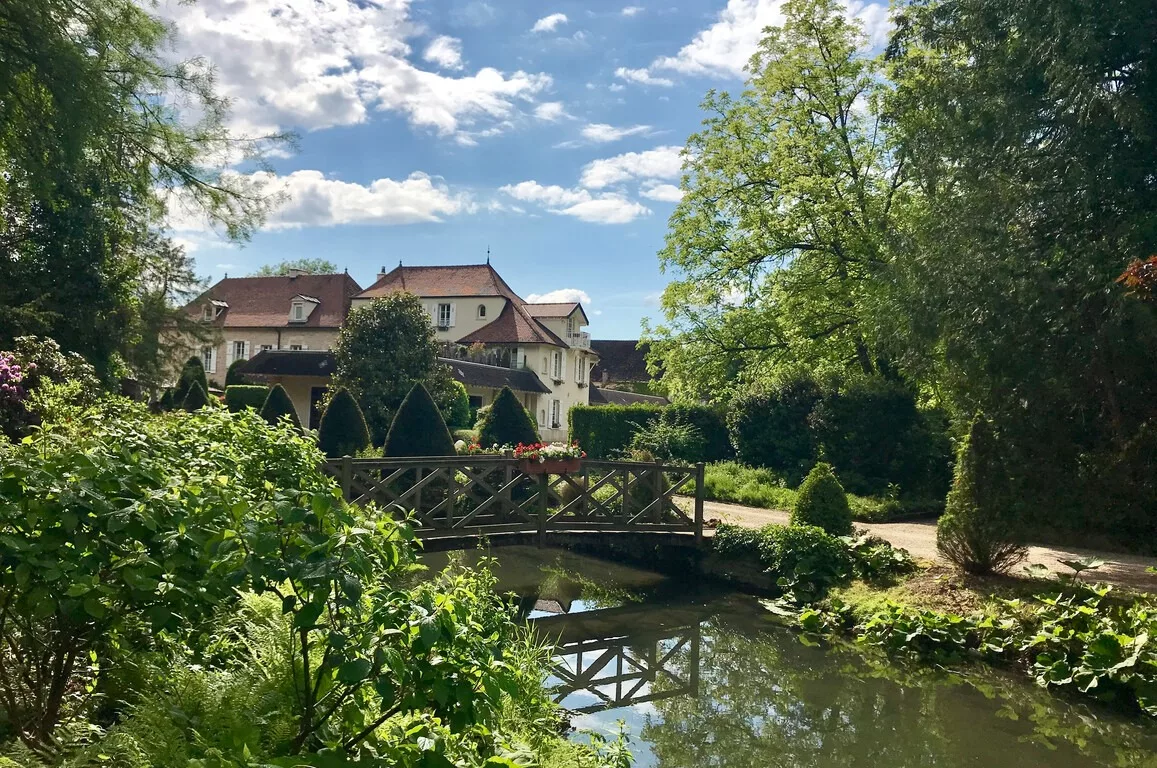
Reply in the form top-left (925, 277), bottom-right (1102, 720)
top-left (531, 603), bottom-right (707, 714)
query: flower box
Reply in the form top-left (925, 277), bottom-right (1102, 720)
top-left (519, 457), bottom-right (582, 475)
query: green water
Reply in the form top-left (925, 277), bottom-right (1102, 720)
top-left (420, 547), bottom-right (1157, 767)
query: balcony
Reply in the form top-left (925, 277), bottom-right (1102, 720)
top-left (568, 331), bottom-right (591, 349)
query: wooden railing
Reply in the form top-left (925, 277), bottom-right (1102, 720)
top-left (323, 456), bottom-right (705, 543)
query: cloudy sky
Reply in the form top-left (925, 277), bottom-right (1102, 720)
top-left (165, 0), bottom-right (889, 338)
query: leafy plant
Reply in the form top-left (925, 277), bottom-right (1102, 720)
top-left (713, 523), bottom-right (853, 601)
top-left (791, 462), bottom-right (853, 536)
top-left (628, 417), bottom-right (704, 464)
top-left (727, 376), bottom-right (822, 485)
top-left (1058, 556), bottom-right (1106, 582)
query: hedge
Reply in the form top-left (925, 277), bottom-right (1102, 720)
top-left (224, 385), bottom-right (269, 412)
top-left (569, 403), bottom-right (729, 461)
top-left (384, 383), bottom-right (455, 457)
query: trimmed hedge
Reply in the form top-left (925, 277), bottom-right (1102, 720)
top-left (259, 384), bottom-right (301, 429)
top-left (384, 383), bottom-right (455, 457)
top-left (225, 358), bottom-right (250, 387)
top-left (318, 387), bottom-right (371, 458)
top-left (569, 403), bottom-right (729, 461)
top-left (477, 387), bottom-right (538, 448)
top-left (224, 385), bottom-right (269, 412)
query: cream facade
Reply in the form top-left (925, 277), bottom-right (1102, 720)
top-left (193, 328), bottom-right (340, 383)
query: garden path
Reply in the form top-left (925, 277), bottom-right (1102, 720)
top-left (702, 500), bottom-right (1157, 592)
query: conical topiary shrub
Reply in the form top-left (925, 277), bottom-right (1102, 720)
top-left (259, 383), bottom-right (301, 429)
top-left (477, 386), bottom-right (538, 448)
top-left (181, 381), bottom-right (211, 412)
top-left (318, 388), bottom-right (371, 458)
top-left (158, 388), bottom-right (174, 411)
top-left (175, 356), bottom-right (209, 403)
top-left (383, 383), bottom-right (455, 457)
top-left (790, 462), bottom-right (853, 536)
top-left (225, 358), bottom-right (251, 387)
top-left (936, 416), bottom-right (1026, 574)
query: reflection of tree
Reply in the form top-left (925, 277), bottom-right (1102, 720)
top-left (642, 617), bottom-right (1157, 768)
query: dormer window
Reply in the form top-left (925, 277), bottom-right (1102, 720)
top-left (202, 305), bottom-right (213, 321)
top-left (292, 302), bottom-right (305, 322)
top-left (203, 299), bottom-right (228, 321)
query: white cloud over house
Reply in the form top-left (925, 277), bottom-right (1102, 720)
top-left (527, 288), bottom-right (593, 305)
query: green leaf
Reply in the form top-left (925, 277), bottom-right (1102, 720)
top-left (336, 658), bottom-right (373, 684)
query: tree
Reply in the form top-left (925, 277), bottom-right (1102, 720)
top-left (440, 379), bottom-right (472, 429)
top-left (477, 387), bottom-right (539, 448)
top-left (727, 375), bottom-right (822, 486)
top-left (645, 0), bottom-right (901, 401)
top-left (318, 388), bottom-right (371, 458)
top-left (260, 384), bottom-right (301, 429)
top-left (936, 416), bottom-right (1026, 574)
top-left (0, 0), bottom-right (278, 380)
top-left (329, 295), bottom-right (446, 445)
top-left (383, 384), bottom-right (455, 458)
top-left (791, 462), bottom-right (853, 536)
top-left (182, 381), bottom-right (211, 411)
top-left (252, 258), bottom-right (340, 276)
top-left (174, 357), bottom-right (209, 405)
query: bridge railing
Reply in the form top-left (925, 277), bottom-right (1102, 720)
top-left (323, 455), bottom-right (705, 543)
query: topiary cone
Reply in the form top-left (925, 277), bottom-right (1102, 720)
top-left (477, 386), bottom-right (538, 448)
top-left (318, 388), bottom-right (371, 458)
top-left (791, 462), bottom-right (853, 536)
top-left (383, 383), bottom-right (455, 457)
top-left (259, 383), bottom-right (301, 429)
top-left (181, 381), bottom-right (212, 412)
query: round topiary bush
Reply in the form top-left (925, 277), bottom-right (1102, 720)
top-left (383, 383), bottom-right (455, 457)
top-left (318, 388), bottom-right (371, 458)
top-left (477, 387), bottom-right (538, 448)
top-left (936, 416), bottom-right (1026, 574)
top-left (181, 381), bottom-right (211, 411)
top-left (225, 358), bottom-right (251, 387)
top-left (790, 462), bottom-right (853, 536)
top-left (259, 384), bottom-right (301, 429)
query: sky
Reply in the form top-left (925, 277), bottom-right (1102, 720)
top-left (162, 0), bottom-right (890, 339)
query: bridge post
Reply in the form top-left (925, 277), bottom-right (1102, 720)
top-left (694, 462), bottom-right (705, 544)
top-left (536, 473), bottom-right (549, 544)
top-left (340, 455), bottom-right (352, 502)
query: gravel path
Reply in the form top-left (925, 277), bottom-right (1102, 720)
top-left (702, 500), bottom-right (1157, 592)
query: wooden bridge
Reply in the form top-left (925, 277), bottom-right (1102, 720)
top-left (324, 455), bottom-right (706, 543)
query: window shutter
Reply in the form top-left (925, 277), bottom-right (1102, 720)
top-left (207, 347), bottom-right (216, 374)
top-left (449, 304), bottom-right (456, 327)
top-left (225, 341), bottom-right (234, 367)
top-left (243, 341), bottom-right (250, 360)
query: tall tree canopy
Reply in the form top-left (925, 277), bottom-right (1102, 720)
top-left (645, 0), bottom-right (901, 402)
top-left (0, 0), bottom-right (278, 379)
top-left (253, 258), bottom-right (340, 276)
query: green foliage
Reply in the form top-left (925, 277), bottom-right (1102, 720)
top-left (173, 356), bottom-right (208, 406)
top-left (252, 258), bottom-right (339, 276)
top-left (317, 388), bottom-right (371, 458)
top-left (791, 462), bottom-right (852, 536)
top-left (628, 418), bottom-right (704, 464)
top-left (713, 523), bottom-right (853, 600)
top-left (452, 429), bottom-right (479, 444)
top-left (569, 405), bottom-right (663, 459)
top-left (330, 295), bottom-right (446, 445)
top-left (703, 462), bottom-right (797, 510)
top-left (224, 384), bottom-right (269, 412)
top-left (1, 336), bottom-right (101, 438)
top-left (845, 534), bottom-right (916, 583)
top-left (260, 384), bottom-right (301, 430)
top-left (383, 383), bottom-right (455, 458)
top-left (478, 387), bottom-right (538, 449)
top-left (442, 379), bottom-right (472, 429)
top-left (727, 377), bottom-right (822, 486)
top-left (936, 417), bottom-right (1026, 575)
top-left (180, 381), bottom-right (211, 411)
top-left (224, 358), bottom-right (250, 387)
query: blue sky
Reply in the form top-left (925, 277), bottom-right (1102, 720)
top-left (163, 0), bottom-right (889, 339)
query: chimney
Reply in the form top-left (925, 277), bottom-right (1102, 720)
top-left (287, 268), bottom-right (309, 278)
top-left (377, 264), bottom-right (387, 280)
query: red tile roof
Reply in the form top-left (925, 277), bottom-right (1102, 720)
top-left (186, 273), bottom-right (362, 328)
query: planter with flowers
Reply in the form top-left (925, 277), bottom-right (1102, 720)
top-left (514, 442), bottom-right (586, 475)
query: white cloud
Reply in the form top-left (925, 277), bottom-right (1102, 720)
top-left (531, 13), bottom-right (568, 33)
top-left (215, 262), bottom-right (239, 270)
top-left (613, 67), bottom-right (674, 87)
top-left (499, 181), bottom-right (650, 224)
top-left (580, 123), bottom-right (652, 142)
top-left (423, 35), bottom-right (463, 70)
top-left (157, 0), bottom-right (551, 144)
top-left (640, 181), bottom-right (683, 202)
top-left (847, 0), bottom-right (891, 48)
top-left (579, 146), bottom-right (683, 189)
top-left (534, 101), bottom-right (569, 121)
top-left (621, 6), bottom-right (644, 16)
top-left (527, 288), bottom-right (593, 304)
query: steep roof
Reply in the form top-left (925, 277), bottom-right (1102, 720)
top-left (187, 273), bottom-right (362, 328)
top-left (590, 340), bottom-right (654, 384)
top-left (589, 386), bottom-right (669, 406)
top-left (358, 263), bottom-right (570, 347)
top-left (524, 302), bottom-right (589, 324)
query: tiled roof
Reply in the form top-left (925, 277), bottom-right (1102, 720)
top-left (456, 301), bottom-right (568, 347)
top-left (187, 273), bottom-right (362, 328)
top-left (240, 350), bottom-right (550, 395)
top-left (589, 386), bottom-right (669, 406)
top-left (590, 340), bottom-right (654, 384)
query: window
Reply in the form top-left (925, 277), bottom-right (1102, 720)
top-left (477, 304), bottom-right (487, 319)
top-left (552, 351), bottom-right (563, 380)
top-left (437, 303), bottom-right (452, 327)
top-left (202, 305), bottom-right (213, 321)
top-left (292, 303), bottom-right (305, 321)
top-left (289, 344), bottom-right (303, 351)
top-left (260, 344), bottom-right (273, 351)
top-left (232, 340), bottom-right (248, 361)
top-left (201, 345), bottom-right (215, 373)
top-left (567, 316), bottom-right (575, 336)
top-left (469, 395), bottom-right (483, 410)
top-left (551, 400), bottom-right (561, 429)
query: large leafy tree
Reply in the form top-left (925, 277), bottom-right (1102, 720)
top-left (252, 258), bottom-right (340, 276)
top-left (0, 0), bottom-right (277, 379)
top-left (645, 0), bottom-right (902, 402)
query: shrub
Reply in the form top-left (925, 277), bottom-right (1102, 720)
top-left (629, 416), bottom-right (704, 463)
top-left (728, 376), bottom-right (822, 485)
top-left (181, 380), bottom-right (211, 411)
top-left (318, 387), bottom-right (371, 458)
top-left (224, 358), bottom-right (250, 387)
top-left (791, 462), bottom-right (853, 536)
top-left (703, 462), bottom-right (797, 509)
top-left (663, 404), bottom-right (730, 462)
top-left (937, 416), bottom-right (1027, 574)
top-left (174, 355), bottom-right (208, 404)
top-left (452, 428), bottom-right (479, 444)
top-left (569, 404), bottom-right (663, 459)
top-left (157, 387), bottom-right (174, 411)
top-left (441, 379), bottom-right (471, 429)
top-left (713, 523), bottom-right (852, 600)
top-left (259, 383), bottom-right (301, 429)
top-left (384, 383), bottom-right (455, 457)
top-left (224, 384), bottom-right (269, 412)
top-left (477, 386), bottom-right (538, 448)
top-left (1, 335), bottom-right (101, 437)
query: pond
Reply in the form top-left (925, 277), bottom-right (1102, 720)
top-left (420, 546), bottom-right (1157, 767)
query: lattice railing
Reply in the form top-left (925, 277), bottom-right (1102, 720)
top-left (323, 456), bottom-right (705, 541)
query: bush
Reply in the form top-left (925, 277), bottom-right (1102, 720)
top-left (441, 379), bottom-right (471, 429)
top-left (703, 462), bottom-right (797, 509)
top-left (384, 383), bottom-right (455, 457)
top-left (713, 523), bottom-right (852, 600)
top-left (569, 404), bottom-right (663, 459)
top-left (937, 416), bottom-right (1027, 574)
top-left (224, 358), bottom-right (250, 387)
top-left (663, 404), bottom-right (730, 462)
top-left (728, 376), bottom-right (822, 486)
top-left (791, 462), bottom-right (853, 536)
top-left (317, 387), bottom-right (371, 458)
top-left (477, 386), bottom-right (538, 448)
top-left (224, 384), bottom-right (269, 412)
top-left (452, 428), bottom-right (479, 444)
top-left (259, 383), bottom-right (301, 429)
top-left (1, 335), bottom-right (101, 438)
top-left (629, 417), bottom-right (705, 463)
top-left (174, 355), bottom-right (208, 405)
top-left (181, 380), bottom-right (211, 411)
